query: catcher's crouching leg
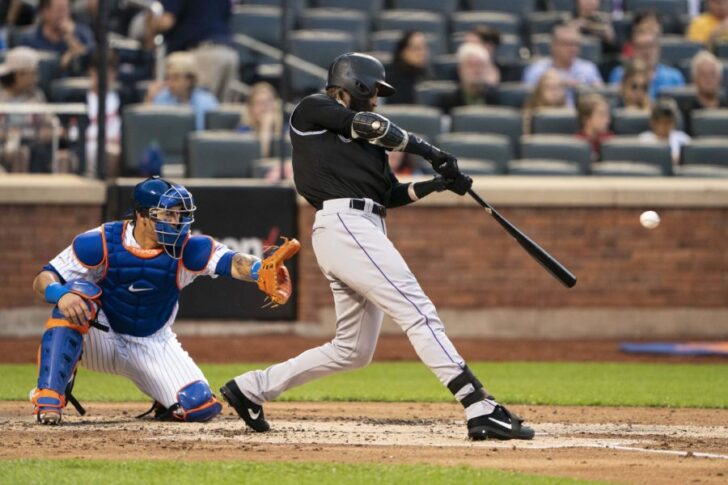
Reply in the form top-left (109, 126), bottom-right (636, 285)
top-left (31, 281), bottom-right (100, 425)
top-left (152, 381), bottom-right (223, 422)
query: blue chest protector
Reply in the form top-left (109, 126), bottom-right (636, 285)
top-left (100, 222), bottom-right (180, 337)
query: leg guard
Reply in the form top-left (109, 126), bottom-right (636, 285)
top-left (447, 365), bottom-right (492, 408)
top-left (165, 381), bottom-right (222, 422)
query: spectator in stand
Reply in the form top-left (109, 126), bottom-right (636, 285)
top-left (385, 31), bottom-right (433, 105)
top-left (463, 26), bottom-right (502, 80)
top-left (573, 0), bottom-right (617, 53)
top-left (576, 93), bottom-right (613, 162)
top-left (0, 47), bottom-right (56, 173)
top-left (687, 0), bottom-right (728, 47)
top-left (522, 69), bottom-right (568, 134)
top-left (609, 29), bottom-right (685, 100)
top-left (238, 82), bottom-right (284, 159)
top-left (618, 59), bottom-right (651, 111)
top-left (145, 51), bottom-right (219, 131)
top-left (523, 22), bottom-right (603, 106)
top-left (639, 99), bottom-right (691, 163)
top-left (145, 0), bottom-right (238, 101)
top-left (681, 51), bottom-right (728, 133)
top-left (17, 0), bottom-right (95, 77)
top-left (621, 10), bottom-right (661, 58)
top-left (439, 43), bottom-right (498, 114)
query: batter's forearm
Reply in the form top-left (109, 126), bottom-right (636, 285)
top-left (231, 253), bottom-right (261, 282)
top-left (388, 179), bottom-right (445, 208)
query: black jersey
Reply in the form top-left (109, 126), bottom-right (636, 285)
top-left (289, 93), bottom-right (401, 210)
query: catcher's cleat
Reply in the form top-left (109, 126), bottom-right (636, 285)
top-left (467, 404), bottom-right (535, 441)
top-left (31, 388), bottom-right (64, 425)
top-left (220, 379), bottom-right (270, 432)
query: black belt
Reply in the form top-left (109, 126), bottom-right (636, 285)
top-left (349, 199), bottom-right (386, 218)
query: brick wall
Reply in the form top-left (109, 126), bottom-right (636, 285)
top-left (0, 205), bottom-right (103, 308)
top-left (297, 205), bottom-right (728, 322)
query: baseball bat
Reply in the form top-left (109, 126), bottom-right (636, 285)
top-left (467, 189), bottom-right (577, 288)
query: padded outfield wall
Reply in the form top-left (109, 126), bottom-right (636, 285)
top-left (1, 175), bottom-right (727, 338)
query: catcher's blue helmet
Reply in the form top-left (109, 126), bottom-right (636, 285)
top-left (133, 176), bottom-right (195, 259)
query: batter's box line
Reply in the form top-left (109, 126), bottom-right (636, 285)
top-left (586, 444), bottom-right (728, 460)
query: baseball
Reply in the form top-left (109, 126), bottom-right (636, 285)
top-left (640, 210), bottom-right (660, 229)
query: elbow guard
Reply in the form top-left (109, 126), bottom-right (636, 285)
top-left (351, 112), bottom-right (409, 151)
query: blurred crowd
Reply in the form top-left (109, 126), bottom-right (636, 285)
top-left (0, 0), bottom-right (726, 177)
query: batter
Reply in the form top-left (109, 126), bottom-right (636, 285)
top-left (223, 53), bottom-right (534, 441)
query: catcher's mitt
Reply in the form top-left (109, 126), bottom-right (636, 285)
top-left (257, 237), bottom-right (301, 307)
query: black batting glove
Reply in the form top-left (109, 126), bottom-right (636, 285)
top-left (428, 147), bottom-right (460, 179)
top-left (442, 173), bottom-right (473, 196)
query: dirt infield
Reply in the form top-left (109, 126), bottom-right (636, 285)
top-left (2, 401), bottom-right (727, 484)
top-left (2, 336), bottom-right (727, 364)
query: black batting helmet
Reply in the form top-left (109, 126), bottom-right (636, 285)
top-left (326, 52), bottom-right (396, 101)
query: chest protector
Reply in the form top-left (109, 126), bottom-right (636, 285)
top-left (100, 222), bottom-right (180, 337)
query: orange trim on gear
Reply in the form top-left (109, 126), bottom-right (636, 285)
top-left (179, 396), bottom-right (221, 420)
top-left (45, 318), bottom-right (89, 335)
top-left (31, 388), bottom-right (66, 409)
top-left (122, 221), bottom-right (164, 259)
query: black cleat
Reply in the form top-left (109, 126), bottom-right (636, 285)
top-left (467, 404), bottom-right (535, 441)
top-left (220, 379), bottom-right (270, 432)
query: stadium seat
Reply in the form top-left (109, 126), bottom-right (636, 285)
top-left (657, 85), bottom-right (698, 109)
top-left (50, 77), bottom-right (92, 103)
top-left (575, 84), bottom-right (621, 108)
top-left (205, 105), bottom-right (244, 130)
top-left (186, 131), bottom-right (260, 178)
top-left (519, 135), bottom-right (591, 174)
top-left (414, 80), bottom-right (459, 108)
top-left (691, 109), bottom-right (728, 136)
top-left (450, 33), bottom-right (522, 63)
top-left (376, 10), bottom-right (447, 40)
top-left (431, 55), bottom-right (458, 82)
top-left (613, 14), bottom-right (634, 48)
top-left (470, 0), bottom-right (537, 14)
top-left (526, 11), bottom-right (571, 36)
top-left (371, 30), bottom-right (446, 57)
top-left (299, 8), bottom-right (370, 51)
top-left (312, 0), bottom-right (383, 14)
top-left (599, 136), bottom-right (673, 175)
top-left (675, 164), bottom-right (728, 177)
top-left (495, 82), bottom-right (533, 108)
top-left (242, 0), bottom-right (307, 12)
top-left (507, 158), bottom-right (585, 175)
top-left (457, 159), bottom-right (503, 175)
top-left (531, 34), bottom-right (602, 64)
top-left (681, 137), bottom-right (728, 167)
top-left (436, 133), bottom-right (511, 173)
top-left (451, 12), bottom-right (520, 37)
top-left (624, 0), bottom-right (688, 18)
top-left (450, 106), bottom-right (523, 149)
top-left (659, 35), bottom-right (702, 67)
top-left (591, 160), bottom-right (666, 176)
top-left (378, 105), bottom-right (443, 142)
top-left (531, 108), bottom-right (579, 135)
top-left (122, 105), bottom-right (196, 175)
top-left (35, 51), bottom-right (61, 100)
top-left (392, 0), bottom-right (458, 14)
top-left (287, 30), bottom-right (356, 94)
top-left (231, 5), bottom-right (287, 47)
top-left (612, 109), bottom-right (650, 135)
top-left (715, 41), bottom-right (728, 59)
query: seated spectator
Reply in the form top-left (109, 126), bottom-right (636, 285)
top-left (621, 10), bottom-right (662, 58)
top-left (463, 26), bottom-right (503, 80)
top-left (439, 43), bottom-right (498, 114)
top-left (639, 99), bottom-right (691, 164)
top-left (0, 47), bottom-right (56, 172)
top-left (523, 22), bottom-right (603, 106)
top-left (84, 51), bottom-right (124, 178)
top-left (145, 0), bottom-right (238, 101)
top-left (687, 0), bottom-right (728, 47)
top-left (522, 69), bottom-right (568, 134)
top-left (687, 50), bottom-right (728, 112)
top-left (609, 29), bottom-right (685, 100)
top-left (573, 0), bottom-right (617, 53)
top-left (618, 59), bottom-right (651, 112)
top-left (386, 31), bottom-right (433, 105)
top-left (145, 51), bottom-right (219, 131)
top-left (576, 93), bottom-right (613, 162)
top-left (238, 82), bottom-right (284, 159)
top-left (17, 0), bottom-right (95, 77)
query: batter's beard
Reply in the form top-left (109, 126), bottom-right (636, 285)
top-left (350, 96), bottom-right (376, 112)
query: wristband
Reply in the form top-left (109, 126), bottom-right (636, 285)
top-left (250, 260), bottom-right (261, 281)
top-left (44, 282), bottom-right (70, 304)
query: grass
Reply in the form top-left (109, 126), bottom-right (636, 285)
top-left (3, 361), bottom-right (727, 408)
top-left (0, 460), bottom-right (600, 485)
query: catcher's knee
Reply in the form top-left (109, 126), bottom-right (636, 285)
top-left (173, 381), bottom-right (223, 422)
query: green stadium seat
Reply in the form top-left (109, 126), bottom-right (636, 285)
top-left (450, 106), bottom-right (523, 150)
top-left (437, 133), bottom-right (511, 173)
top-left (599, 136), bottom-right (673, 175)
top-left (519, 135), bottom-right (591, 174)
top-left (379, 105), bottom-right (443, 143)
top-left (186, 131), bottom-right (261, 178)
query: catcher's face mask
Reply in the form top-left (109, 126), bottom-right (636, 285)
top-left (148, 184), bottom-right (196, 259)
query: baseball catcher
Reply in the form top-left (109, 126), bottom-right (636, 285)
top-left (30, 176), bottom-right (297, 425)
top-left (220, 53), bottom-right (534, 440)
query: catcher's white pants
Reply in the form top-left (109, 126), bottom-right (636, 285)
top-left (82, 317), bottom-right (207, 408)
top-left (237, 198), bottom-right (473, 407)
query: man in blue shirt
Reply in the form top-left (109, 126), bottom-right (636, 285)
top-left (17, 0), bottom-right (95, 77)
top-left (145, 0), bottom-right (238, 101)
top-left (609, 29), bottom-right (685, 99)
